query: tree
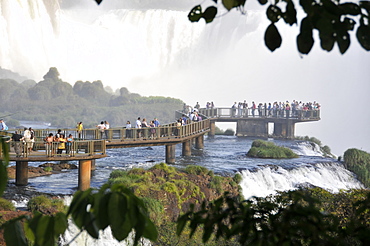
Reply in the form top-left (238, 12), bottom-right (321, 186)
top-left (94, 0), bottom-right (370, 55)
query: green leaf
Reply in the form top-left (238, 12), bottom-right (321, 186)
top-left (283, 0), bottom-right (297, 25)
top-left (258, 0), bottom-right (268, 5)
top-left (54, 212), bottom-right (68, 235)
top-left (188, 5), bottom-right (203, 22)
top-left (222, 0), bottom-right (239, 11)
top-left (3, 220), bottom-right (28, 246)
top-left (109, 192), bottom-right (130, 241)
top-left (356, 24), bottom-right (370, 50)
top-left (336, 31), bottom-right (350, 54)
top-left (297, 32), bottom-right (314, 54)
top-left (202, 6), bottom-right (218, 24)
top-left (264, 23), bottom-right (282, 51)
top-left (360, 1), bottom-right (370, 15)
top-left (319, 32), bottom-right (335, 51)
top-left (94, 192), bottom-right (111, 230)
top-left (342, 17), bottom-right (356, 31)
top-left (267, 5), bottom-right (282, 23)
top-left (339, 3), bottom-right (361, 15)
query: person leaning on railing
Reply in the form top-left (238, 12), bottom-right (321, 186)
top-left (6, 131), bottom-right (24, 157)
top-left (44, 133), bottom-right (54, 157)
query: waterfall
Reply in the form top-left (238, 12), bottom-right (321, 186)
top-left (239, 162), bottom-right (364, 200)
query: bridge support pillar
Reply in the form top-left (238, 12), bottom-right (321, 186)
top-left (236, 120), bottom-right (268, 138)
top-left (273, 120), bottom-right (295, 139)
top-left (91, 159), bottom-right (96, 171)
top-left (165, 145), bottom-right (176, 164)
top-left (195, 135), bottom-right (204, 149)
top-left (208, 121), bottom-right (216, 138)
top-left (182, 140), bottom-right (191, 156)
top-left (15, 161), bottom-right (28, 186)
top-left (78, 159), bottom-right (92, 191)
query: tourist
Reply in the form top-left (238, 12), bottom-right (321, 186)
top-left (0, 119), bottom-right (8, 131)
top-left (23, 127), bottom-right (33, 154)
top-left (126, 121), bottom-right (132, 138)
top-left (76, 122), bottom-right (83, 139)
top-left (136, 117), bottom-right (142, 138)
top-left (104, 121), bottom-right (110, 140)
top-left (96, 121), bottom-right (106, 139)
top-left (154, 118), bottom-right (160, 127)
top-left (6, 130), bottom-right (24, 157)
top-left (194, 102), bottom-right (200, 110)
top-left (55, 129), bottom-right (62, 139)
top-left (66, 134), bottom-right (74, 156)
top-left (251, 102), bottom-right (256, 117)
top-left (57, 134), bottom-right (66, 156)
top-left (149, 120), bottom-right (156, 139)
top-left (44, 133), bottom-right (54, 157)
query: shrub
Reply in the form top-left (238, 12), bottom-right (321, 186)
top-left (44, 166), bottom-right (52, 172)
top-left (27, 195), bottom-right (66, 215)
top-left (343, 148), bottom-right (370, 187)
top-left (247, 140), bottom-right (298, 159)
top-left (185, 165), bottom-right (209, 176)
top-left (0, 198), bottom-right (15, 211)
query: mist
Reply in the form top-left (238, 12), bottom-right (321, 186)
top-left (0, 0), bottom-right (369, 156)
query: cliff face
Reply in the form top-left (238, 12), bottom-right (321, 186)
top-left (109, 164), bottom-right (241, 222)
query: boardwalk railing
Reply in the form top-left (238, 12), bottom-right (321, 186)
top-left (0, 139), bottom-right (106, 158)
top-left (198, 107), bottom-right (320, 120)
top-left (0, 119), bottom-right (211, 149)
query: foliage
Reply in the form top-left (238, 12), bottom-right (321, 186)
top-left (177, 189), bottom-right (370, 245)
top-left (43, 166), bottom-right (52, 172)
top-left (0, 67), bottom-right (183, 129)
top-left (247, 139), bottom-right (299, 158)
top-left (181, 0), bottom-right (370, 54)
top-left (343, 148), bottom-right (370, 187)
top-left (224, 129), bottom-right (235, 136)
top-left (27, 195), bottom-right (66, 215)
top-left (185, 165), bottom-right (211, 176)
top-left (0, 198), bottom-right (15, 211)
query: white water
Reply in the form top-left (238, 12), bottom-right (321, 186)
top-left (240, 162), bottom-right (364, 199)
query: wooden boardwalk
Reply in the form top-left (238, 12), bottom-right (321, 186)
top-left (0, 107), bottom-right (320, 190)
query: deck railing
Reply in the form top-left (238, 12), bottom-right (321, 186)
top-left (0, 119), bottom-right (211, 146)
top-left (0, 139), bottom-right (106, 158)
top-left (198, 107), bottom-right (320, 119)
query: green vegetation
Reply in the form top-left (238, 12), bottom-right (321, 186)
top-left (43, 166), bottom-right (52, 172)
top-left (177, 189), bottom-right (370, 245)
top-left (247, 139), bottom-right (299, 159)
top-left (185, 165), bottom-right (213, 176)
top-left (0, 197), bottom-right (15, 211)
top-left (214, 127), bottom-right (235, 136)
top-left (343, 148), bottom-right (370, 188)
top-left (0, 67), bottom-right (183, 128)
top-left (295, 135), bottom-right (334, 157)
top-left (183, 0), bottom-right (370, 54)
top-left (27, 195), bottom-right (66, 215)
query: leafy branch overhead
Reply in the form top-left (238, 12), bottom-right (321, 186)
top-left (95, 0), bottom-right (370, 54)
top-left (188, 0), bottom-right (370, 54)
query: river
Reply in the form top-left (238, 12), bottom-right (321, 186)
top-left (8, 135), bottom-right (363, 201)
top-left (6, 135), bottom-right (364, 245)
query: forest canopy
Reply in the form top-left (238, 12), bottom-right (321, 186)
top-left (0, 67), bottom-right (183, 128)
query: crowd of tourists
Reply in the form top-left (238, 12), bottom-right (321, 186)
top-left (229, 100), bottom-right (321, 118)
top-left (5, 127), bottom-right (74, 157)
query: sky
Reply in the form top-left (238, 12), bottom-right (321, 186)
top-left (0, 0), bottom-right (369, 156)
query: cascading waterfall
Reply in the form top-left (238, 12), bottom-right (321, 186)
top-left (240, 162), bottom-right (364, 200)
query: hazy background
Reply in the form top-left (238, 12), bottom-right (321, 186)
top-left (0, 0), bottom-right (369, 156)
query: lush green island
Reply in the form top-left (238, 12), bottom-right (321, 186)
top-left (344, 148), bottom-right (370, 188)
top-left (247, 139), bottom-right (299, 159)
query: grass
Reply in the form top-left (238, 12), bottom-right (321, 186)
top-left (247, 139), bottom-right (298, 159)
